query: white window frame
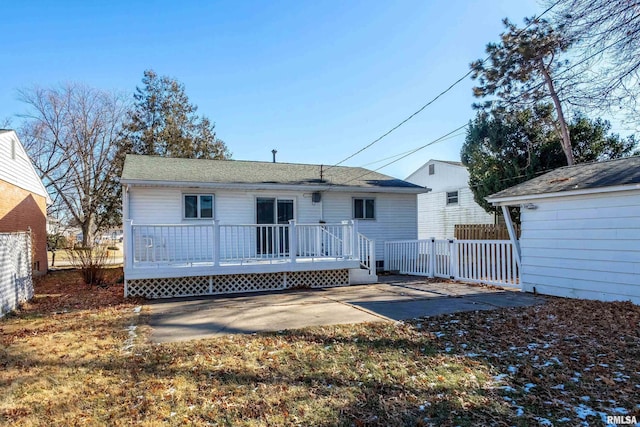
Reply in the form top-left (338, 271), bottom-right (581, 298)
top-left (183, 193), bottom-right (215, 219)
top-left (446, 190), bottom-right (459, 206)
top-left (353, 197), bottom-right (375, 220)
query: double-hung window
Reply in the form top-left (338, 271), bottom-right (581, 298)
top-left (184, 194), bottom-right (214, 219)
top-left (353, 198), bottom-right (375, 220)
top-left (446, 191), bottom-right (459, 205)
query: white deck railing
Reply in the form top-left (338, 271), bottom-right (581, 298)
top-left (125, 220), bottom-right (360, 268)
top-left (384, 238), bottom-right (519, 287)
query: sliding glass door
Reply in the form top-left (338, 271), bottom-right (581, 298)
top-left (256, 198), bottom-right (294, 256)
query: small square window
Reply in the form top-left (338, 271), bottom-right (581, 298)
top-left (354, 198), bottom-right (375, 219)
top-left (184, 194), bottom-right (214, 219)
top-left (446, 191), bottom-right (459, 205)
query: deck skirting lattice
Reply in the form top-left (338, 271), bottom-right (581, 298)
top-left (125, 269), bottom-right (350, 298)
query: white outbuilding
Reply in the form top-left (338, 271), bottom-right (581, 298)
top-left (486, 156), bottom-right (640, 304)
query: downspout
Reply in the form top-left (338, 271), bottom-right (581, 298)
top-left (500, 205), bottom-right (521, 267)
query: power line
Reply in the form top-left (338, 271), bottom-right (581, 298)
top-left (358, 131), bottom-right (467, 167)
top-left (336, 124), bottom-right (468, 187)
top-left (325, 0), bottom-right (563, 171)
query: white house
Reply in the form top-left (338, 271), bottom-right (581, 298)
top-left (405, 159), bottom-right (494, 239)
top-left (121, 155), bottom-right (427, 298)
top-left (487, 156), bottom-right (640, 304)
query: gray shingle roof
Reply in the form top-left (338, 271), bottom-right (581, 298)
top-left (488, 156), bottom-right (640, 200)
top-left (121, 155), bottom-right (425, 192)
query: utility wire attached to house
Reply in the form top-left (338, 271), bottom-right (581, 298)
top-left (332, 123), bottom-right (468, 188)
top-left (325, 0), bottom-right (563, 172)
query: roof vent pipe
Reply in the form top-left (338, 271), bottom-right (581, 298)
top-left (272, 149), bottom-right (277, 163)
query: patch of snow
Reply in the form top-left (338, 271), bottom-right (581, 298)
top-left (557, 417), bottom-right (571, 422)
top-left (535, 417), bottom-right (553, 426)
top-left (464, 352), bottom-right (479, 357)
top-left (551, 384), bottom-right (565, 390)
top-left (580, 396), bottom-right (591, 402)
top-left (527, 343), bottom-right (539, 350)
top-left (611, 407), bottom-right (628, 414)
top-left (514, 406), bottom-right (525, 417)
top-left (445, 347), bottom-right (452, 353)
top-left (599, 363), bottom-right (609, 368)
top-left (523, 383), bottom-right (536, 393)
top-left (508, 366), bottom-right (518, 374)
top-left (494, 374), bottom-right (508, 381)
top-left (499, 386), bottom-right (517, 393)
top-left (133, 306), bottom-right (142, 313)
top-left (434, 332), bottom-right (446, 338)
top-left (575, 404), bottom-right (597, 419)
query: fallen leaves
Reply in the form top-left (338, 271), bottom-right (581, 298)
top-left (2, 274), bottom-right (640, 426)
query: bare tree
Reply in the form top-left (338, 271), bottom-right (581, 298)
top-left (549, 0), bottom-right (640, 115)
top-left (19, 84), bottom-right (127, 247)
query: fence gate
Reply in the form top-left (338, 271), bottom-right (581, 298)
top-left (384, 238), bottom-right (519, 288)
top-left (0, 231), bottom-right (34, 316)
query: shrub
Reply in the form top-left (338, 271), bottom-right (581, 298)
top-left (66, 246), bottom-right (109, 286)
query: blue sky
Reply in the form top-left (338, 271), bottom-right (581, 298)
top-left (2, 0), bottom-right (543, 179)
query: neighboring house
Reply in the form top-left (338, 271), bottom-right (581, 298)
top-left (121, 155), bottom-right (427, 298)
top-left (406, 159), bottom-right (494, 239)
top-left (487, 156), bottom-right (640, 304)
top-left (0, 130), bottom-right (51, 275)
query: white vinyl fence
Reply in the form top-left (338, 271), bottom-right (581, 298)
top-left (384, 239), bottom-right (519, 287)
top-left (0, 232), bottom-right (34, 317)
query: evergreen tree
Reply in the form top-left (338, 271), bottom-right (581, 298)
top-left (122, 70), bottom-right (231, 159)
top-left (461, 106), bottom-right (638, 221)
top-left (471, 18), bottom-right (575, 165)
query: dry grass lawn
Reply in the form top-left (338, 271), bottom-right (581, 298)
top-left (1, 269), bottom-right (639, 426)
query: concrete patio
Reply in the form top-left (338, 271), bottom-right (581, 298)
top-left (148, 275), bottom-right (544, 343)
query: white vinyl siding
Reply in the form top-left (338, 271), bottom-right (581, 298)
top-left (323, 192), bottom-right (417, 260)
top-left (128, 187), bottom-right (418, 263)
top-left (416, 187), bottom-right (494, 239)
top-left (407, 160), bottom-right (494, 240)
top-left (0, 131), bottom-right (49, 199)
top-left (128, 187), bottom-right (321, 225)
top-left (519, 190), bottom-right (640, 304)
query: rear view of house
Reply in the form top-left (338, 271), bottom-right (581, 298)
top-left (487, 156), bottom-right (640, 304)
top-left (121, 155), bottom-right (427, 298)
top-left (406, 159), bottom-right (494, 239)
top-left (0, 130), bottom-right (50, 275)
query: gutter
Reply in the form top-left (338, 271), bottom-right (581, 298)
top-left (487, 183), bottom-right (640, 206)
top-left (120, 179), bottom-right (430, 194)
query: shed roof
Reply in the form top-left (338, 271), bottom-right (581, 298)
top-left (121, 155), bottom-right (427, 193)
top-left (487, 156), bottom-right (640, 203)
